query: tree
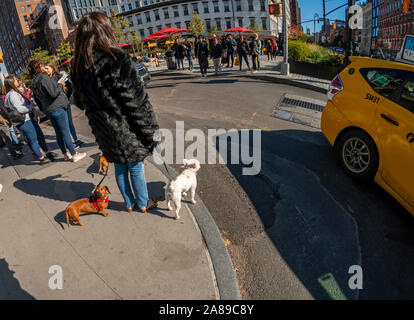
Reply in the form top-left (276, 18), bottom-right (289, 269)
top-left (110, 9), bottom-right (131, 42)
top-left (209, 25), bottom-right (222, 36)
top-left (248, 21), bottom-right (262, 34)
top-left (129, 31), bottom-right (142, 56)
top-left (56, 41), bottom-right (74, 63)
top-left (188, 11), bottom-right (206, 38)
top-left (29, 47), bottom-right (53, 64)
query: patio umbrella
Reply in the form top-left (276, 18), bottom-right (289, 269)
top-left (150, 27), bottom-right (188, 37)
top-left (119, 42), bottom-right (132, 47)
top-left (143, 34), bottom-right (168, 42)
top-left (223, 27), bottom-right (253, 34)
top-left (60, 57), bottom-right (72, 66)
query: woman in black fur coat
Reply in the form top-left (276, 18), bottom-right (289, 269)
top-left (71, 12), bottom-right (159, 213)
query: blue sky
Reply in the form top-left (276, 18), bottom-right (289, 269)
top-left (298, 0), bottom-right (364, 33)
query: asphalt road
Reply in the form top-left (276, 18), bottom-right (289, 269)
top-left (73, 72), bottom-right (414, 300)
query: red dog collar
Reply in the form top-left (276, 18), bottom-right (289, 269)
top-left (93, 199), bottom-right (109, 211)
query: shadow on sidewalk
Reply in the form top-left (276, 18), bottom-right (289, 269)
top-left (0, 258), bottom-right (35, 300)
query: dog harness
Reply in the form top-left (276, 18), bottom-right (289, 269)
top-left (180, 165), bottom-right (197, 174)
top-left (92, 198), bottom-right (109, 211)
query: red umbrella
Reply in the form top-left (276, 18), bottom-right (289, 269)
top-left (119, 42), bottom-right (132, 47)
top-left (143, 35), bottom-right (168, 42)
top-left (223, 27), bottom-right (253, 33)
top-left (150, 27), bottom-right (188, 37)
top-left (60, 57), bottom-right (72, 66)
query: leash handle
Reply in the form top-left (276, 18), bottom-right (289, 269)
top-left (96, 174), bottom-right (106, 188)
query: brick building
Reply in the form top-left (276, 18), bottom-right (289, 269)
top-left (377, 0), bottom-right (414, 53)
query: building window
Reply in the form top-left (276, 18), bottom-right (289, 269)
top-left (226, 19), bottom-right (231, 29)
top-left (143, 0), bottom-right (148, 5)
top-left (224, 1), bottom-right (230, 12)
top-left (148, 27), bottom-right (153, 34)
top-left (163, 7), bottom-right (169, 19)
top-left (71, 0), bottom-right (77, 7)
top-left (261, 17), bottom-right (267, 30)
top-left (215, 19), bottom-right (221, 30)
top-left (21, 6), bottom-right (25, 12)
top-left (206, 19), bottom-right (211, 30)
top-left (185, 21), bottom-right (191, 29)
top-left (154, 9), bottom-right (160, 20)
top-left (121, 5), bottom-right (125, 12)
top-left (166, 23), bottom-right (171, 28)
top-left (192, 3), bottom-right (199, 14)
top-left (173, 6), bottom-right (179, 17)
top-left (145, 11), bottom-right (151, 23)
top-left (135, 1), bottom-right (140, 8)
top-left (175, 22), bottom-right (181, 28)
top-left (203, 2), bottom-right (209, 14)
top-left (140, 30), bottom-right (145, 38)
top-left (157, 25), bottom-right (162, 31)
top-left (136, 14), bottom-right (142, 24)
top-left (260, 0), bottom-right (266, 11)
top-left (236, 0), bottom-right (241, 11)
top-left (248, 0), bottom-right (254, 11)
top-left (238, 17), bottom-right (243, 27)
top-left (127, 16), bottom-right (134, 26)
top-left (183, 4), bottom-right (189, 16)
top-left (213, 1), bottom-right (219, 13)
top-left (128, 3), bottom-right (132, 10)
top-left (23, 15), bottom-right (28, 22)
top-left (249, 17), bottom-right (255, 26)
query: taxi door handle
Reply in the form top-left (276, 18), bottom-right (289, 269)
top-left (381, 114), bottom-right (399, 126)
top-left (407, 133), bottom-right (414, 143)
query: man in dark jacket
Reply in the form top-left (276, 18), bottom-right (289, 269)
top-left (236, 36), bottom-right (252, 72)
top-left (226, 34), bottom-right (237, 68)
top-left (210, 36), bottom-right (223, 75)
top-left (195, 35), bottom-right (209, 77)
top-left (250, 34), bottom-right (260, 72)
top-left (172, 39), bottom-right (185, 70)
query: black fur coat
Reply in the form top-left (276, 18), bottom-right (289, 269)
top-left (72, 49), bottom-right (159, 164)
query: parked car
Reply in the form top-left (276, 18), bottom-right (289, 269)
top-left (321, 57), bottom-right (414, 217)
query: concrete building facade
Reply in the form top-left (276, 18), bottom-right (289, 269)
top-left (64, 0), bottom-right (287, 39)
top-left (360, 1), bottom-right (372, 56)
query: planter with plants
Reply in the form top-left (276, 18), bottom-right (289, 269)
top-left (288, 40), bottom-right (345, 80)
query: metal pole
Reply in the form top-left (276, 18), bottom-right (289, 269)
top-left (322, 0), bottom-right (326, 45)
top-left (345, 0), bottom-right (355, 64)
top-left (281, 0), bottom-right (289, 75)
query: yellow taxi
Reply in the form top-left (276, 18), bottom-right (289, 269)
top-left (321, 57), bottom-right (414, 217)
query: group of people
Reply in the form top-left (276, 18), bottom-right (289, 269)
top-left (169, 33), bottom-right (279, 77)
top-left (1, 12), bottom-right (161, 214)
top-left (0, 61), bottom-right (86, 165)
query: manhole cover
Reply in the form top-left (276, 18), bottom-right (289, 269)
top-left (272, 94), bottom-right (327, 129)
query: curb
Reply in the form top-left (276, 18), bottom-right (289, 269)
top-left (150, 69), bottom-right (329, 94)
top-left (148, 157), bottom-right (242, 301)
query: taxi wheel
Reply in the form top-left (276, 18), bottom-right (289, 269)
top-left (336, 129), bottom-right (379, 181)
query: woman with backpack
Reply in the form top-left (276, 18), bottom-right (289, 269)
top-left (3, 75), bottom-right (53, 165)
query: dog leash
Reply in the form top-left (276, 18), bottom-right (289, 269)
top-left (96, 173), bottom-right (107, 188)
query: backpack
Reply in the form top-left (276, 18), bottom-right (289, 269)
top-left (1, 92), bottom-right (31, 125)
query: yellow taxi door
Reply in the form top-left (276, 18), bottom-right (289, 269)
top-left (375, 75), bottom-right (414, 208)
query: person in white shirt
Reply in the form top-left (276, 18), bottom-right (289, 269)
top-left (4, 75), bottom-right (52, 165)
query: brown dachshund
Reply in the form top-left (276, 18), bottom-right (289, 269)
top-left (98, 154), bottom-right (109, 176)
top-left (65, 185), bottom-right (111, 227)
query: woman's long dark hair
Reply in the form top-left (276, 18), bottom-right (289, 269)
top-left (45, 61), bottom-right (60, 76)
top-left (4, 75), bottom-right (19, 93)
top-left (71, 12), bottom-right (122, 73)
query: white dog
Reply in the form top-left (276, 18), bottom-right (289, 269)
top-left (165, 159), bottom-right (200, 219)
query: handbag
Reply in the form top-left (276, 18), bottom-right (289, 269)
top-left (235, 56), bottom-right (240, 66)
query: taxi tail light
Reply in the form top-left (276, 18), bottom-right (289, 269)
top-left (328, 75), bottom-right (343, 101)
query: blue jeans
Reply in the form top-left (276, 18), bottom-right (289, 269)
top-left (65, 104), bottom-right (78, 142)
top-left (17, 115), bottom-right (48, 159)
top-left (9, 125), bottom-right (20, 146)
top-left (114, 162), bottom-right (149, 209)
top-left (177, 57), bottom-right (184, 70)
top-left (238, 53), bottom-right (250, 70)
top-left (46, 108), bottom-right (76, 155)
top-left (187, 55), bottom-right (193, 69)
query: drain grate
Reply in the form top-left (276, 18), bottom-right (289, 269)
top-left (271, 94), bottom-right (327, 129)
top-left (280, 97), bottom-right (325, 112)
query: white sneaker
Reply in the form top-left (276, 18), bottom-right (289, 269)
top-left (72, 152), bottom-right (87, 163)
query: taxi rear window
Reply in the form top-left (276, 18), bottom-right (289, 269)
top-left (360, 68), bottom-right (406, 99)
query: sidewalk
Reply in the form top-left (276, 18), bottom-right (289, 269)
top-left (0, 125), bottom-right (238, 299)
top-left (144, 56), bottom-right (331, 93)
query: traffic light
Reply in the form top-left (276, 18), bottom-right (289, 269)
top-left (333, 22), bottom-right (337, 30)
top-left (0, 52), bottom-right (3, 63)
top-left (269, 3), bottom-right (282, 16)
top-left (404, 0), bottom-right (412, 13)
